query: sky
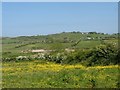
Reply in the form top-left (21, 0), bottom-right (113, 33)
top-left (0, 2), bottom-right (2, 37)
top-left (2, 2), bottom-right (118, 37)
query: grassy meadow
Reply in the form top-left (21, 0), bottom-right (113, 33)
top-left (2, 60), bottom-right (119, 88)
top-left (1, 32), bottom-right (119, 88)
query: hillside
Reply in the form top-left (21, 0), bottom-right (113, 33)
top-left (2, 32), bottom-right (119, 88)
top-left (2, 32), bottom-right (118, 59)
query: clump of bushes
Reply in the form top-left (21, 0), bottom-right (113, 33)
top-left (43, 52), bottom-right (67, 64)
top-left (40, 43), bottom-right (118, 66)
top-left (62, 43), bottom-right (119, 66)
top-left (2, 43), bottom-right (119, 66)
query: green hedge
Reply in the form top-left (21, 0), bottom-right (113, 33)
top-left (2, 43), bottom-right (119, 66)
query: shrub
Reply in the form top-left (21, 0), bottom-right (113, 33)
top-left (62, 43), bottom-right (118, 66)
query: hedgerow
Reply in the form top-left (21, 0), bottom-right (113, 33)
top-left (2, 43), bottom-right (119, 66)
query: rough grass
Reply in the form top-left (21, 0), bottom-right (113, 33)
top-left (2, 60), bottom-right (119, 88)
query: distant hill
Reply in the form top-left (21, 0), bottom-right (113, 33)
top-left (2, 32), bottom-right (118, 44)
top-left (2, 31), bottom-right (118, 60)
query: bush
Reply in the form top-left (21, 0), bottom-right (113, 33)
top-left (62, 43), bottom-right (118, 66)
top-left (2, 42), bottom-right (119, 66)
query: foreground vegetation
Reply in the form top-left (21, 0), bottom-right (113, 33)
top-left (2, 60), bottom-right (119, 88)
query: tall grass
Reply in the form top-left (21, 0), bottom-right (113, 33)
top-left (2, 60), bottom-right (119, 88)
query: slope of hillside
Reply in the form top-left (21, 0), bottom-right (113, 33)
top-left (2, 32), bottom-right (118, 61)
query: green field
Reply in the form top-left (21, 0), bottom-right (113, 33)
top-left (2, 60), bottom-right (119, 88)
top-left (1, 32), bottom-right (119, 88)
top-left (2, 32), bottom-right (118, 58)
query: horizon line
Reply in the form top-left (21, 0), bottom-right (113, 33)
top-left (1, 31), bottom-right (118, 38)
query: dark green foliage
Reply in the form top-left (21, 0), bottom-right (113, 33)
top-left (61, 43), bottom-right (119, 66)
top-left (2, 43), bottom-right (119, 66)
top-left (88, 32), bottom-right (97, 34)
top-left (71, 39), bottom-right (81, 47)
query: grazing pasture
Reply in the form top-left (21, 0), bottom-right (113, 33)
top-left (2, 61), bottom-right (119, 88)
top-left (1, 32), bottom-right (119, 88)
